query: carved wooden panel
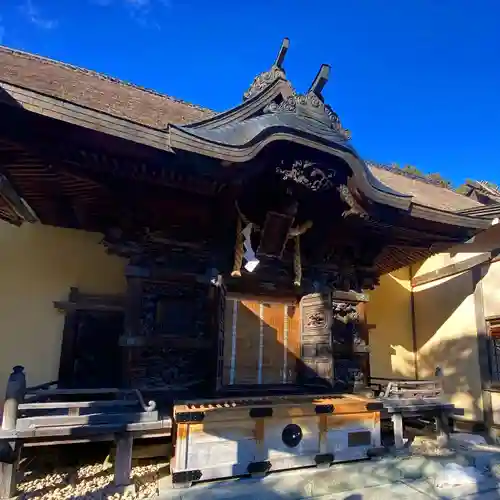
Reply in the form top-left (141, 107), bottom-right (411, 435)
top-left (129, 346), bottom-right (210, 389)
top-left (331, 301), bottom-right (370, 391)
top-left (140, 281), bottom-right (208, 340)
top-left (125, 277), bottom-right (214, 393)
top-left (299, 293), bottom-right (333, 387)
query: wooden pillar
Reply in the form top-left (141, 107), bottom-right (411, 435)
top-left (122, 272), bottom-right (144, 389)
top-left (0, 365), bottom-right (26, 499)
top-left (113, 433), bottom-right (135, 494)
top-left (57, 287), bottom-right (79, 388)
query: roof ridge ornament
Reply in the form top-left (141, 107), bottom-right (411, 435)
top-left (243, 38), bottom-right (290, 101)
top-left (264, 63), bottom-right (351, 142)
top-left (308, 64), bottom-right (330, 101)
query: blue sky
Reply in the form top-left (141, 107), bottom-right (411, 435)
top-left (1, 0), bottom-right (499, 186)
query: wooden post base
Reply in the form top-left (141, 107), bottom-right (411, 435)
top-left (113, 434), bottom-right (134, 492)
top-left (392, 414), bottom-right (405, 449)
top-left (0, 442), bottom-right (21, 500)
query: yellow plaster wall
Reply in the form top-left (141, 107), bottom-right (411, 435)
top-left (413, 271), bottom-right (483, 421)
top-left (413, 223), bottom-right (500, 278)
top-left (366, 267), bottom-right (416, 379)
top-left (482, 260), bottom-right (500, 319)
top-left (412, 223), bottom-right (500, 422)
top-left (0, 222), bottom-right (127, 397)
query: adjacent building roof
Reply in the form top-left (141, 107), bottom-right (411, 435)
top-left (368, 165), bottom-right (482, 212)
top-left (462, 180), bottom-right (500, 205)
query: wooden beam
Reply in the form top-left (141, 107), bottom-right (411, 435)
top-left (0, 173), bottom-right (38, 224)
top-left (119, 335), bottom-right (212, 349)
top-left (53, 301), bottom-right (124, 313)
top-left (411, 252), bottom-right (491, 288)
top-left (331, 290), bottom-right (369, 302)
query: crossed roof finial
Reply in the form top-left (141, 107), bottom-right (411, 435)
top-left (274, 38), bottom-right (290, 69)
top-left (243, 38), bottom-right (290, 101)
top-left (308, 64), bottom-right (330, 101)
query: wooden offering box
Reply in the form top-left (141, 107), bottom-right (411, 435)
top-left (171, 394), bottom-right (382, 486)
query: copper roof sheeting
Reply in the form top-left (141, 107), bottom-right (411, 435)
top-left (0, 44), bottom-right (488, 216)
top-left (0, 45), bottom-right (214, 128)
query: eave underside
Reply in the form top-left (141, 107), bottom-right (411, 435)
top-left (0, 102), bottom-right (489, 278)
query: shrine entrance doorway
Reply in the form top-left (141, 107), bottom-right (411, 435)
top-left (222, 298), bottom-right (301, 387)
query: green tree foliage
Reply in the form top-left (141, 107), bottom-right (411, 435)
top-left (455, 183), bottom-right (470, 195)
top-left (401, 165), bottom-right (424, 176)
top-left (385, 163), bottom-right (495, 196)
top-left (427, 173), bottom-right (451, 188)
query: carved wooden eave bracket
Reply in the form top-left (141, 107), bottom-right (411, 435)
top-left (0, 173), bottom-right (38, 225)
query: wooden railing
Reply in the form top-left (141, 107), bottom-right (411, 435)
top-left (0, 366), bottom-right (171, 499)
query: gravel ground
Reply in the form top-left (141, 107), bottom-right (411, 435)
top-left (17, 460), bottom-right (169, 500)
top-left (11, 436), bottom-right (454, 499)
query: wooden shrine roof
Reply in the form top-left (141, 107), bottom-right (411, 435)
top-left (368, 166), bottom-right (482, 212)
top-left (0, 44), bottom-right (484, 218)
top-left (0, 45), bottom-right (213, 127)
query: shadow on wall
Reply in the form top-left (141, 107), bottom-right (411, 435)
top-left (412, 269), bottom-right (485, 422)
top-left (367, 269), bottom-right (415, 380)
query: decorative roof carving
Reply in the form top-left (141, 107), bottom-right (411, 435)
top-left (243, 38), bottom-right (290, 101)
top-left (276, 159), bottom-right (336, 192)
top-left (260, 64), bottom-right (351, 141)
top-left (265, 91), bottom-right (351, 141)
top-left (337, 184), bottom-right (369, 219)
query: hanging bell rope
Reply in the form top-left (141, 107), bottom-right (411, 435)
top-left (293, 235), bottom-right (302, 287)
top-left (235, 201), bottom-right (260, 231)
top-left (231, 214), bottom-right (244, 278)
top-left (231, 200), bottom-right (313, 285)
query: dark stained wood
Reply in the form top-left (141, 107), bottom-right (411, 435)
top-left (0, 419), bottom-right (172, 440)
top-left (16, 411), bottom-right (158, 430)
top-left (66, 309), bottom-right (123, 389)
top-left (54, 301), bottom-right (124, 312)
top-left (214, 276), bottom-right (227, 392)
top-left (299, 293), bottom-right (333, 388)
top-left (331, 300), bottom-right (370, 392)
top-left (56, 289), bottom-right (126, 389)
top-left (473, 264), bottom-right (494, 430)
top-left (118, 335), bottom-right (212, 349)
top-left (123, 277), bottom-right (216, 394)
top-left (114, 434), bottom-right (134, 492)
top-left (0, 366), bottom-right (26, 500)
top-left (57, 287), bottom-right (80, 389)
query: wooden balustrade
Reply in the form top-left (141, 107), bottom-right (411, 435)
top-left (0, 366), bottom-right (168, 499)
